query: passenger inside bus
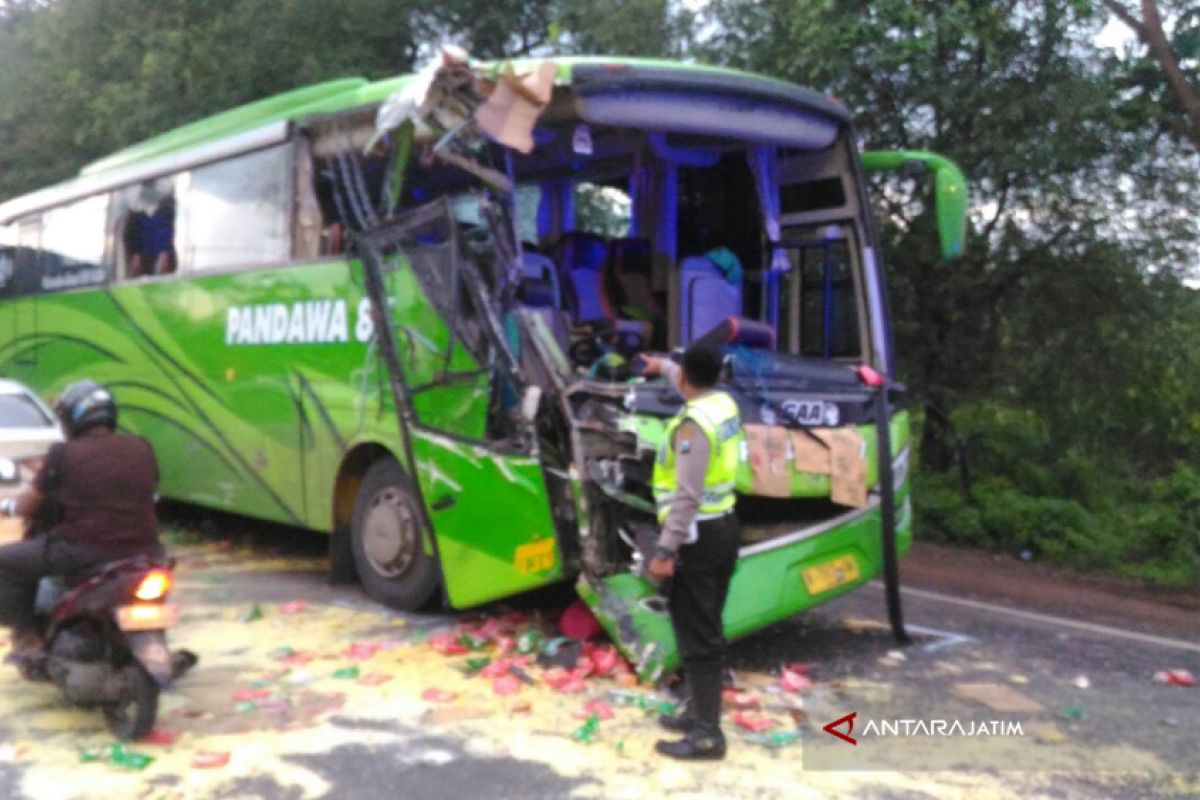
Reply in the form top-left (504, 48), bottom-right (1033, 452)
top-left (119, 182), bottom-right (177, 278)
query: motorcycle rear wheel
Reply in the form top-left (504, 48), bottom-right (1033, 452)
top-left (103, 665), bottom-right (158, 741)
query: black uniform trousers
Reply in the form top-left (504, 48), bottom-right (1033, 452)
top-left (667, 512), bottom-right (740, 730)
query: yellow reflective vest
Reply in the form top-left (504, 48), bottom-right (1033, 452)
top-left (652, 391), bottom-right (741, 524)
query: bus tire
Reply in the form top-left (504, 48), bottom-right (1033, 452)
top-left (350, 459), bottom-right (440, 610)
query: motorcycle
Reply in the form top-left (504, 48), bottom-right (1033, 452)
top-left (22, 554), bottom-right (195, 740)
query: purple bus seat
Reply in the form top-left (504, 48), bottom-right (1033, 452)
top-left (520, 251), bottom-right (561, 308)
top-left (680, 253), bottom-right (742, 344)
top-left (607, 237), bottom-right (658, 320)
top-left (555, 232), bottom-right (611, 324)
top-left (693, 316), bottom-right (776, 351)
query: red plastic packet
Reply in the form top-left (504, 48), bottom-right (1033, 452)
top-left (722, 689), bottom-right (761, 710)
top-left (429, 633), bottom-right (470, 656)
top-left (357, 673), bottom-right (393, 686)
top-left (556, 678), bottom-right (588, 695)
top-left (573, 699), bottom-right (615, 721)
top-left (780, 665), bottom-right (812, 693)
top-left (278, 600), bottom-right (307, 615)
top-left (139, 729), bottom-right (178, 746)
top-left (480, 658), bottom-right (514, 679)
top-left (1154, 669), bottom-right (1196, 687)
top-left (732, 711), bottom-right (778, 732)
top-left (232, 688), bottom-right (271, 702)
top-left (493, 675), bottom-right (522, 696)
top-left (421, 687), bottom-right (459, 702)
top-left (588, 646), bottom-right (621, 677)
top-left (346, 642), bottom-right (381, 661)
top-left (192, 751), bottom-right (231, 769)
top-left (542, 667), bottom-right (572, 690)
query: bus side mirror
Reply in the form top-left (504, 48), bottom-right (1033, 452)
top-left (861, 150), bottom-right (967, 261)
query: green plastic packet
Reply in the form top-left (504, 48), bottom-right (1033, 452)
top-left (572, 713), bottom-right (600, 743)
top-left (333, 666), bottom-right (361, 680)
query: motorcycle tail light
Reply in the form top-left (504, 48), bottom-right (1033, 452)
top-left (134, 570), bottom-right (172, 601)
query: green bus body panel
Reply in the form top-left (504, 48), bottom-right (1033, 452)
top-left (410, 432), bottom-right (563, 608)
top-left (0, 258), bottom-right (563, 609)
top-left (578, 486), bottom-right (913, 681)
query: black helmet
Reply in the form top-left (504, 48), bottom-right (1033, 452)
top-left (54, 380), bottom-right (117, 437)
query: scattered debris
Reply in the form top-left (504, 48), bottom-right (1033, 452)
top-left (421, 688), bottom-right (459, 703)
top-left (1058, 704), bottom-right (1086, 721)
top-left (780, 664), bottom-right (811, 693)
top-left (80, 744), bottom-right (154, 770)
top-left (239, 603), bottom-right (264, 623)
top-left (191, 750), bottom-right (231, 769)
top-left (573, 699), bottom-right (615, 721)
top-left (572, 713), bottom-right (600, 743)
top-left (345, 642), bottom-right (382, 661)
top-left (1071, 675), bottom-right (1090, 690)
top-left (559, 600), bottom-right (602, 640)
top-left (743, 730), bottom-right (800, 748)
top-left (492, 675), bottom-right (522, 695)
top-left (1153, 669), bottom-right (1195, 687)
top-left (732, 711), bottom-right (778, 732)
top-left (332, 666), bottom-right (361, 680)
top-left (139, 729), bottom-right (179, 746)
top-left (722, 689), bottom-right (761, 710)
top-left (279, 600), bottom-right (308, 614)
top-left (357, 673), bottom-right (393, 687)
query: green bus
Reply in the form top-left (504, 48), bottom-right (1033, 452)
top-left (0, 53), bottom-right (965, 680)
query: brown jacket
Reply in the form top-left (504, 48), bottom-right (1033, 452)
top-left (34, 428), bottom-right (160, 549)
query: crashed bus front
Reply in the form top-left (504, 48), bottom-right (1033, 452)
top-left (351, 54), bottom-right (959, 679)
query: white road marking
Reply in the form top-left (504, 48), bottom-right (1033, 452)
top-left (869, 581), bottom-right (1200, 655)
top-left (905, 623), bottom-right (976, 653)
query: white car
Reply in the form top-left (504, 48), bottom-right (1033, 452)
top-left (0, 380), bottom-right (63, 518)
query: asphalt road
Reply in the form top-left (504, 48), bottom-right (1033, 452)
top-left (0, 515), bottom-right (1195, 800)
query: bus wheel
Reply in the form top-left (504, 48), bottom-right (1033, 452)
top-left (350, 459), bottom-right (440, 610)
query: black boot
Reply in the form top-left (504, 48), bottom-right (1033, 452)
top-left (658, 699), bottom-right (694, 733)
top-left (656, 664), bottom-right (726, 760)
top-left (655, 724), bottom-right (726, 760)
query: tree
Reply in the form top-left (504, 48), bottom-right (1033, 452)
top-left (1100, 0), bottom-right (1200, 151)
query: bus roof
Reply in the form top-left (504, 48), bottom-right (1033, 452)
top-left (0, 56), bottom-right (849, 224)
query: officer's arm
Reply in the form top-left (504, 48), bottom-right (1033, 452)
top-left (656, 420), bottom-right (711, 557)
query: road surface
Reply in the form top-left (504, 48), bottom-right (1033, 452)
top-left (0, 516), bottom-right (1194, 799)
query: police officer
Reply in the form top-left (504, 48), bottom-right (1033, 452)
top-left (643, 343), bottom-right (741, 760)
top-left (0, 380), bottom-right (163, 663)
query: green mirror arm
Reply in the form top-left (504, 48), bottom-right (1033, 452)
top-left (862, 149), bottom-right (968, 260)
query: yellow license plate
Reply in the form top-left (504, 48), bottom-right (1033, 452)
top-left (116, 603), bottom-right (179, 631)
top-left (801, 555), bottom-right (860, 595)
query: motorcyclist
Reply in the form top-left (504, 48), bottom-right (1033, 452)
top-left (0, 380), bottom-right (163, 664)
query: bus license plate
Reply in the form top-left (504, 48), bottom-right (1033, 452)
top-left (801, 555), bottom-right (860, 595)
